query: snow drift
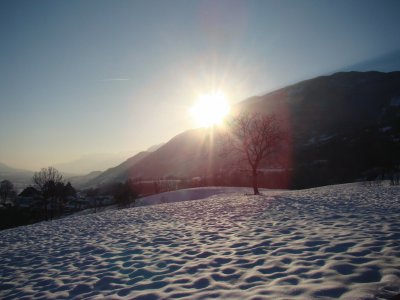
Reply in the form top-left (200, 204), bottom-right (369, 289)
top-left (0, 183), bottom-right (399, 299)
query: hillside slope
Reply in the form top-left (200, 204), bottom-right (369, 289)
top-left (239, 71), bottom-right (400, 187)
top-left (91, 71), bottom-right (400, 188)
top-left (85, 151), bottom-right (151, 188)
top-left (0, 163), bottom-right (33, 189)
top-left (1, 183), bottom-right (399, 299)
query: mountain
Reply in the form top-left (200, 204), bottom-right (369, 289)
top-left (90, 71), bottom-right (400, 189)
top-left (115, 129), bottom-right (229, 180)
top-left (0, 163), bottom-right (34, 190)
top-left (146, 143), bottom-right (165, 152)
top-left (236, 71), bottom-right (400, 187)
top-left (0, 163), bottom-right (30, 174)
top-left (54, 153), bottom-right (132, 175)
top-left (84, 142), bottom-right (171, 188)
top-left (340, 49), bottom-right (400, 73)
top-left (84, 129), bottom-right (230, 189)
top-left (84, 151), bottom-right (152, 188)
top-left (66, 171), bottom-right (103, 189)
top-left (237, 71), bottom-right (400, 140)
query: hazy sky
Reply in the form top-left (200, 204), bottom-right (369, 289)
top-left (1, 0), bottom-right (400, 172)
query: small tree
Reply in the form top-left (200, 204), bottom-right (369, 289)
top-left (0, 180), bottom-right (16, 205)
top-left (64, 182), bottom-right (76, 197)
top-left (86, 187), bottom-right (100, 212)
top-left (224, 112), bottom-right (285, 195)
top-left (33, 167), bottom-right (64, 220)
top-left (114, 180), bottom-right (138, 208)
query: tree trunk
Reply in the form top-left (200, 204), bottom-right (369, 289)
top-left (252, 169), bottom-right (259, 195)
top-left (50, 197), bottom-right (54, 220)
top-left (44, 198), bottom-right (48, 221)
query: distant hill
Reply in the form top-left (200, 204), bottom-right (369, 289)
top-left (340, 49), bottom-right (400, 73)
top-left (115, 129), bottom-right (229, 180)
top-left (54, 153), bottom-right (133, 175)
top-left (0, 163), bottom-right (29, 174)
top-left (66, 171), bottom-right (103, 189)
top-left (84, 151), bottom-right (152, 188)
top-left (84, 143), bottom-right (168, 188)
top-left (146, 143), bottom-right (165, 152)
top-left (88, 71), bottom-right (400, 189)
top-left (0, 163), bottom-right (34, 190)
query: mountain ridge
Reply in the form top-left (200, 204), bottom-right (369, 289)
top-left (88, 71), bottom-right (400, 189)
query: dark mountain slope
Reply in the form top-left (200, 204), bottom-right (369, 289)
top-left (85, 151), bottom-right (151, 187)
top-left (118, 129), bottom-right (225, 180)
top-left (239, 71), bottom-right (400, 142)
top-left (91, 71), bottom-right (400, 189)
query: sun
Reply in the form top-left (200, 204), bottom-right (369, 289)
top-left (190, 91), bottom-right (230, 127)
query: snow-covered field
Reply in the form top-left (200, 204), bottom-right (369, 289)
top-left (1, 183), bottom-right (399, 300)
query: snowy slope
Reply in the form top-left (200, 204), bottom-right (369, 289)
top-left (1, 184), bottom-right (399, 300)
top-left (136, 186), bottom-right (254, 207)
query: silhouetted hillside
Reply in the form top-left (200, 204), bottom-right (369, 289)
top-left (67, 171), bottom-right (103, 188)
top-left (239, 71), bottom-right (400, 187)
top-left (0, 163), bottom-right (33, 189)
top-left (119, 129), bottom-right (228, 180)
top-left (85, 151), bottom-right (151, 188)
top-left (90, 71), bottom-right (400, 189)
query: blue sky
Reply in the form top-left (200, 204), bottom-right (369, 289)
top-left (1, 0), bottom-right (400, 172)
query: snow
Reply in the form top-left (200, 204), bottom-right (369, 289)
top-left (381, 126), bottom-right (392, 133)
top-left (1, 183), bottom-right (399, 300)
top-left (319, 134), bottom-right (334, 142)
top-left (390, 96), bottom-right (400, 107)
top-left (136, 186), bottom-right (252, 207)
top-left (306, 134), bottom-right (335, 145)
top-left (70, 187), bottom-right (252, 217)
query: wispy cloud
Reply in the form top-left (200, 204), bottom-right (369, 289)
top-left (99, 78), bottom-right (130, 82)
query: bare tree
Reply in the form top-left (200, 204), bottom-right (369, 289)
top-left (33, 167), bottom-right (63, 220)
top-left (223, 112), bottom-right (285, 195)
top-left (113, 179), bottom-right (138, 209)
top-left (0, 180), bottom-right (15, 205)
